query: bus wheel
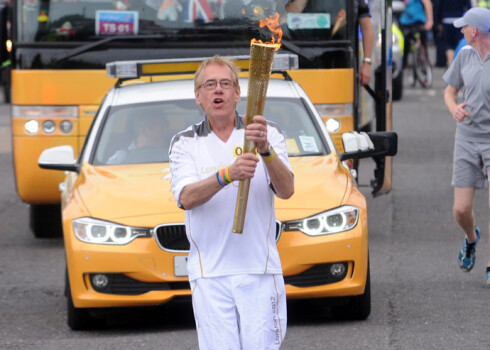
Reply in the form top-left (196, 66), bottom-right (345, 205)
top-left (29, 204), bottom-right (63, 238)
top-left (331, 261), bottom-right (371, 321)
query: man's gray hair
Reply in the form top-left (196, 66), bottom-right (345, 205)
top-left (194, 55), bottom-right (241, 91)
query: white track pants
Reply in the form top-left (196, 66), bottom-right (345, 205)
top-left (189, 274), bottom-right (287, 350)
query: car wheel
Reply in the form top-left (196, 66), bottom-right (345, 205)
top-left (66, 269), bottom-right (103, 330)
top-left (29, 204), bottom-right (63, 238)
top-left (331, 260), bottom-right (371, 321)
top-left (392, 71), bottom-right (403, 101)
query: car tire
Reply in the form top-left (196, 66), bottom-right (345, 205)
top-left (29, 204), bottom-right (63, 238)
top-left (392, 71), bottom-right (403, 101)
top-left (331, 260), bottom-right (371, 321)
top-left (66, 269), bottom-right (103, 330)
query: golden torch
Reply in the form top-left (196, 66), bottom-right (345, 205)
top-left (233, 13), bottom-right (282, 234)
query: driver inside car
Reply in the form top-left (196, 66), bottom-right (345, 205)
top-left (106, 114), bottom-right (169, 165)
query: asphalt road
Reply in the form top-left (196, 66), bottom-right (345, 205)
top-left (0, 66), bottom-right (489, 349)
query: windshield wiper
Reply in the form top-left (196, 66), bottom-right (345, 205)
top-left (55, 35), bottom-right (165, 64)
top-left (55, 31), bottom-right (316, 65)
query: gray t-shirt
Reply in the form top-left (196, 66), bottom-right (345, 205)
top-left (443, 45), bottom-right (490, 142)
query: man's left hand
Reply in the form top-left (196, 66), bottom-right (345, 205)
top-left (245, 115), bottom-right (269, 153)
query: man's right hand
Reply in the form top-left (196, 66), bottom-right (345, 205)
top-left (229, 153), bottom-right (258, 181)
top-left (452, 103), bottom-right (470, 122)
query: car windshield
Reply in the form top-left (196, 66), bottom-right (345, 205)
top-left (92, 97), bottom-right (328, 166)
top-left (18, 0), bottom-right (349, 43)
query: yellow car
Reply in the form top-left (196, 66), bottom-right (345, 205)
top-left (39, 58), bottom-right (397, 330)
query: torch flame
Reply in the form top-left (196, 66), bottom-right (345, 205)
top-left (251, 13), bottom-right (282, 50)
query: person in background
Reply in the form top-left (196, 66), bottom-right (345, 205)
top-left (357, 0), bottom-right (375, 85)
top-left (452, 35), bottom-right (468, 59)
top-left (432, 0), bottom-right (449, 67)
top-left (106, 114), bottom-right (168, 165)
top-left (442, 7), bottom-right (490, 288)
top-left (399, 0), bottom-right (434, 67)
top-left (169, 55), bottom-right (294, 349)
top-left (436, 0), bottom-right (472, 66)
top-left (285, 0), bottom-right (375, 85)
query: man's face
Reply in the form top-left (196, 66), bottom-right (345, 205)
top-left (461, 25), bottom-right (475, 44)
top-left (195, 63), bottom-right (240, 121)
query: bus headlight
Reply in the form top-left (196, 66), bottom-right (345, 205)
top-left (59, 120), bottom-right (73, 134)
top-left (42, 120), bottom-right (56, 134)
top-left (283, 206), bottom-right (359, 236)
top-left (73, 217), bottom-right (152, 245)
top-left (24, 120), bottom-right (39, 134)
top-left (325, 118), bottom-right (341, 133)
top-left (13, 105), bottom-right (78, 135)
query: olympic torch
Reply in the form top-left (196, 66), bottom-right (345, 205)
top-left (232, 14), bottom-right (282, 234)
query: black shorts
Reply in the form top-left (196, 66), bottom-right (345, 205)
top-left (442, 23), bottom-right (463, 51)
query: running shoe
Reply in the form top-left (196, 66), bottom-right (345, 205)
top-left (458, 226), bottom-right (480, 272)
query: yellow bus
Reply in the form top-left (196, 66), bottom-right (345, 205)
top-left (0, 0), bottom-right (393, 238)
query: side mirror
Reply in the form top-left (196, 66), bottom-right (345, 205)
top-left (38, 145), bottom-right (79, 172)
top-left (340, 131), bottom-right (397, 161)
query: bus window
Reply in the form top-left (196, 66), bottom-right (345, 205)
top-left (285, 0), bottom-right (349, 41)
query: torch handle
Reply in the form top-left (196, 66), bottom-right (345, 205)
top-left (232, 138), bottom-right (256, 233)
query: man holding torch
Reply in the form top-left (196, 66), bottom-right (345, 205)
top-left (169, 55), bottom-right (294, 349)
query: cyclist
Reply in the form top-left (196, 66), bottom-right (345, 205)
top-left (399, 0), bottom-right (434, 68)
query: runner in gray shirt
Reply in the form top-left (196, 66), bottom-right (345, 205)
top-left (442, 7), bottom-right (490, 287)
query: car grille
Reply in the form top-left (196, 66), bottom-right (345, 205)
top-left (154, 222), bottom-right (282, 251)
top-left (154, 224), bottom-right (190, 251)
top-left (89, 273), bottom-right (190, 295)
top-left (284, 263), bottom-right (348, 287)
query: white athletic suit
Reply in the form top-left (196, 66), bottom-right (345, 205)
top-left (169, 113), bottom-right (292, 349)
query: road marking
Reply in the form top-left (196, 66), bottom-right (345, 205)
top-left (405, 88), bottom-right (438, 97)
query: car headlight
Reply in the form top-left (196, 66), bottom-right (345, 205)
top-left (72, 217), bottom-right (151, 245)
top-left (283, 206), bottom-right (359, 236)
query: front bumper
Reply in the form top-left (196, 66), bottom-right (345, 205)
top-left (66, 211), bottom-right (368, 309)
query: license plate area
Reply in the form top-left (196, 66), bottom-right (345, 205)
top-left (174, 256), bottom-right (188, 277)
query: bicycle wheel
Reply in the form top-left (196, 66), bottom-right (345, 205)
top-left (414, 45), bottom-right (432, 88)
top-left (405, 49), bottom-right (417, 87)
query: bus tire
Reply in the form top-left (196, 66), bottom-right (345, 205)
top-left (29, 204), bottom-right (63, 238)
top-left (331, 260), bottom-right (371, 320)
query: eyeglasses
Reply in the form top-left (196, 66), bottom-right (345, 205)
top-left (199, 79), bottom-right (235, 90)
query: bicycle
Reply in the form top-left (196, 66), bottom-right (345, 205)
top-left (403, 25), bottom-right (433, 88)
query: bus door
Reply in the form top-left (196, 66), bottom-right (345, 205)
top-left (284, 0), bottom-right (393, 196)
top-left (368, 0), bottom-right (393, 196)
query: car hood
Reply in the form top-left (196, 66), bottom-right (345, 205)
top-left (75, 163), bottom-right (178, 221)
top-left (75, 154), bottom-right (349, 222)
top-left (276, 154), bottom-right (350, 220)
